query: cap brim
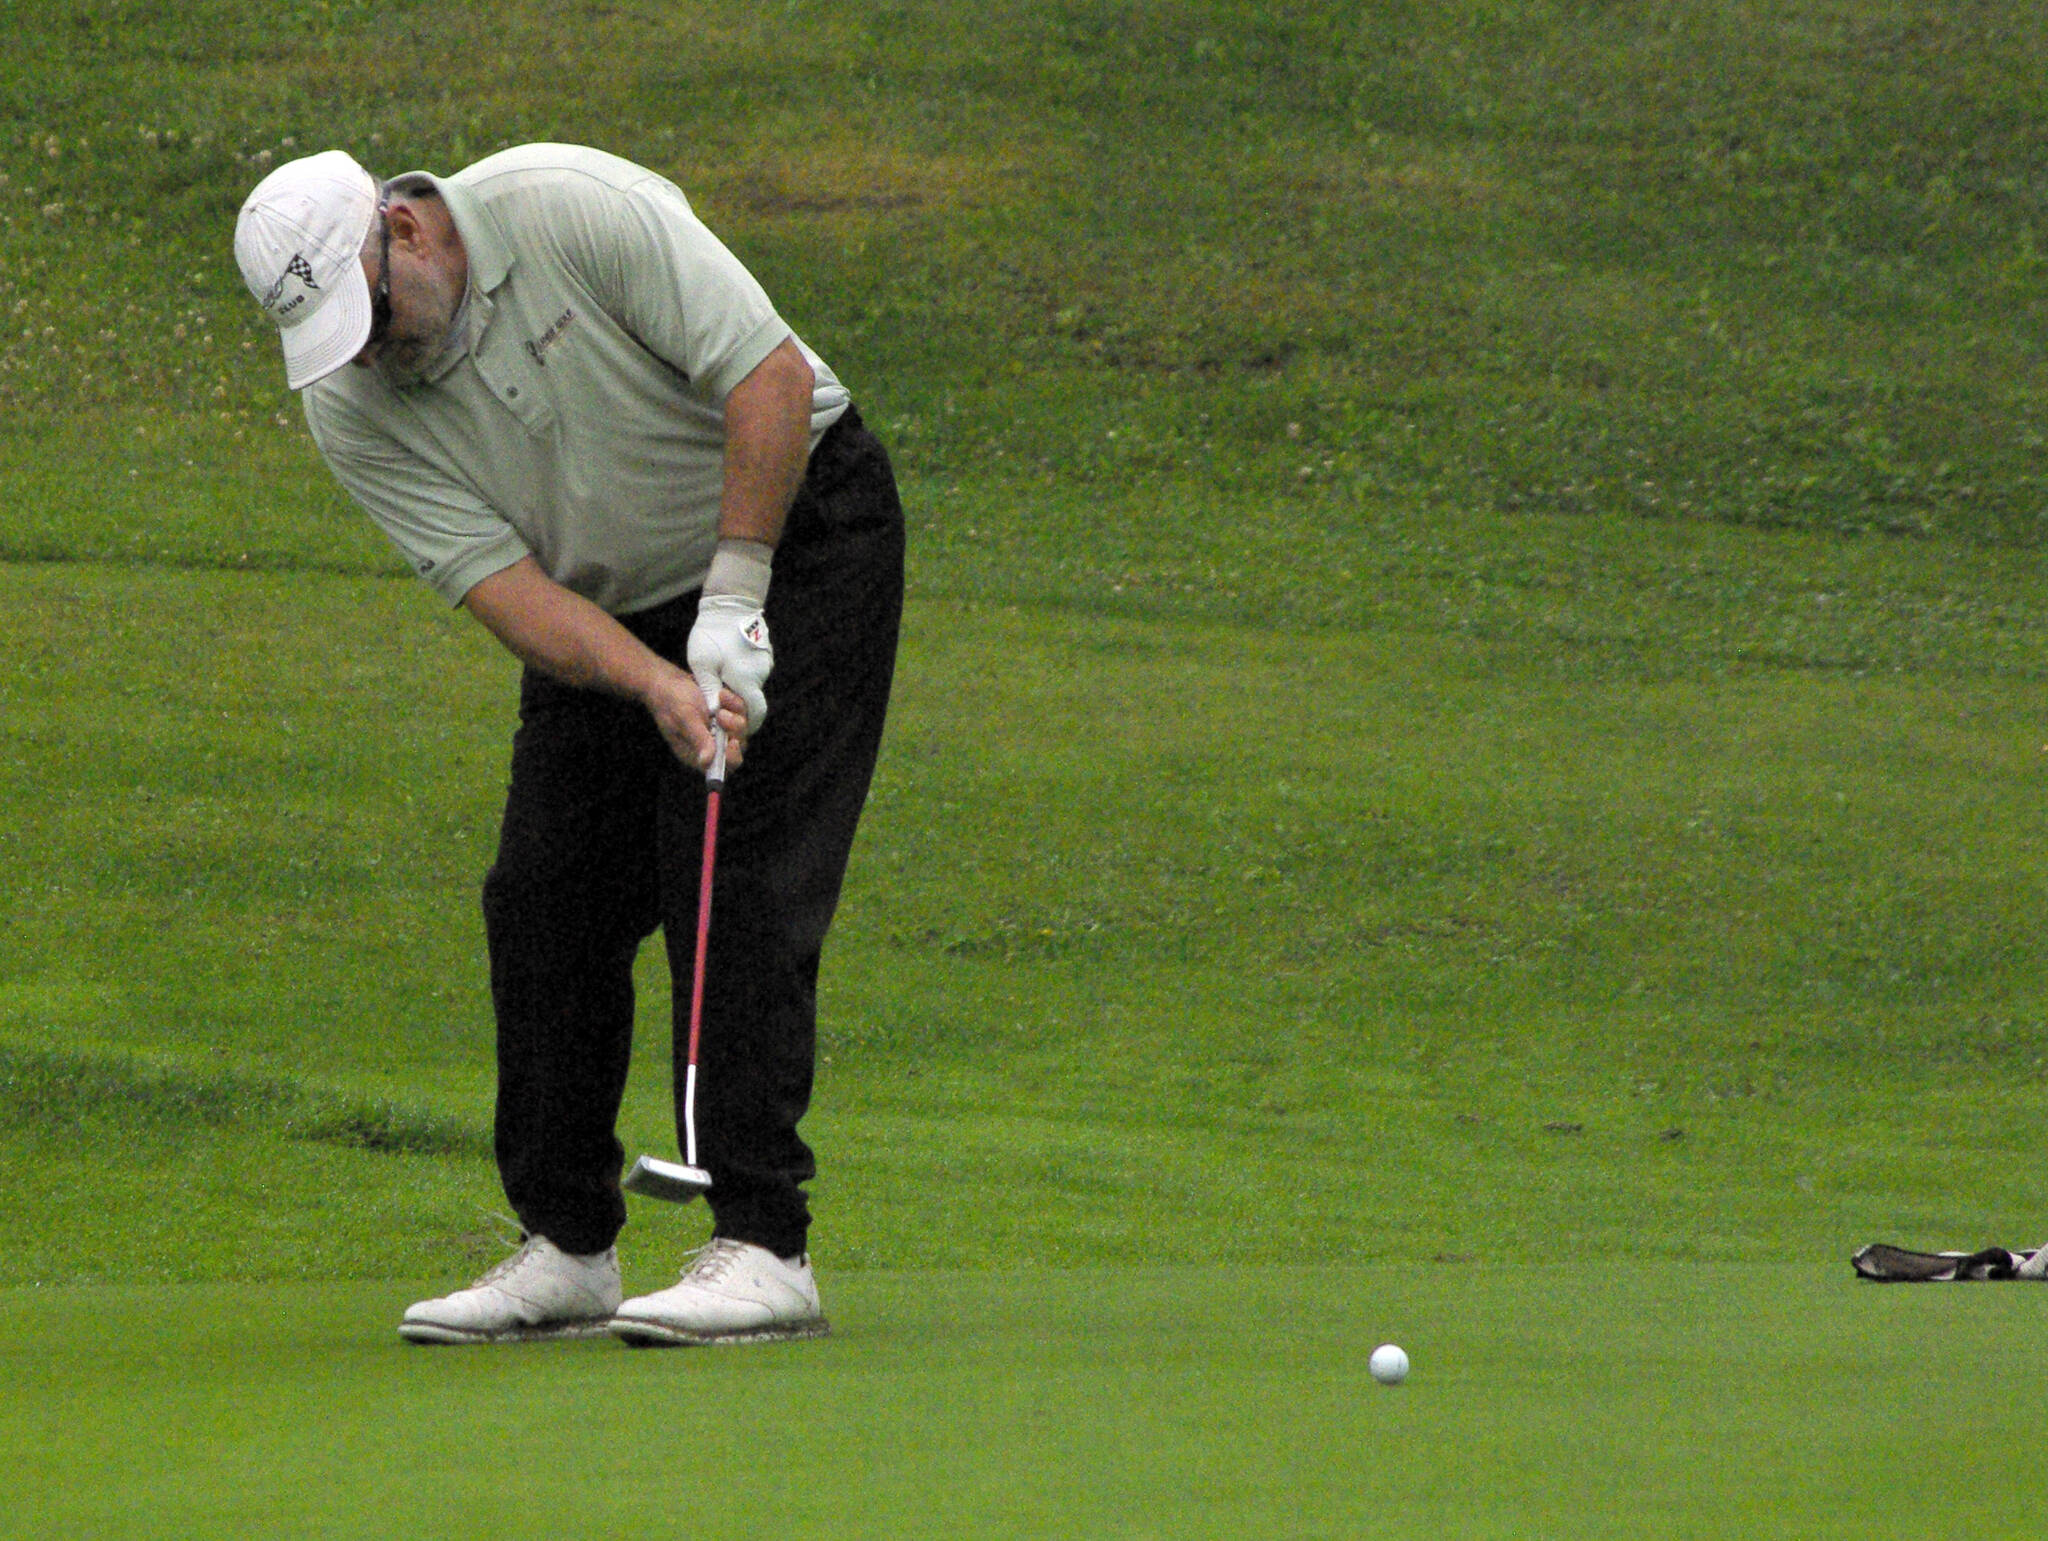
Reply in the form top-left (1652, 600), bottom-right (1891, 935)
top-left (280, 262), bottom-right (374, 390)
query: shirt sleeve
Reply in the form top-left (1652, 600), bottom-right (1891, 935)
top-left (301, 388), bottom-right (531, 605)
top-left (579, 172), bottom-right (791, 401)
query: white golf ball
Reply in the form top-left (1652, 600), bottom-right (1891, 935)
top-left (1369, 1342), bottom-right (1409, 1385)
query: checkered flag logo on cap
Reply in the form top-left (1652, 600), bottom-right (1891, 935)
top-left (261, 252), bottom-right (321, 312)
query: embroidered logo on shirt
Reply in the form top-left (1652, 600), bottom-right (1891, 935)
top-left (524, 308), bottom-right (577, 367)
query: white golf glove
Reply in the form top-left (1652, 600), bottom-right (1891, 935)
top-left (688, 540), bottom-right (775, 732)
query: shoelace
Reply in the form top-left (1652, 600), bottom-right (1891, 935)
top-left (678, 1238), bottom-right (750, 1285)
top-left (469, 1236), bottom-right (545, 1291)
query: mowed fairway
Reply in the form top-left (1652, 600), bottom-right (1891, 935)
top-left (5, 0), bottom-right (2048, 1533)
top-left (4, 1265), bottom-right (2043, 1538)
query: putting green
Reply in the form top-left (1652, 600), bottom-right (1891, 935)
top-left (4, 1262), bottom-right (2040, 1537)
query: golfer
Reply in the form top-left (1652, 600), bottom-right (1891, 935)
top-left (233, 144), bottom-right (903, 1345)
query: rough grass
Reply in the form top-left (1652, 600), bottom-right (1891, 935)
top-left (3, 0), bottom-right (2046, 563)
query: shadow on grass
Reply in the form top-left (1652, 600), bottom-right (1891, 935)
top-left (0, 1042), bottom-right (489, 1158)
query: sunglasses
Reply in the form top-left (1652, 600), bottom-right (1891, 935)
top-left (367, 204), bottom-right (393, 348)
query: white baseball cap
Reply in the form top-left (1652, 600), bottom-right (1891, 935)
top-left (234, 150), bottom-right (380, 389)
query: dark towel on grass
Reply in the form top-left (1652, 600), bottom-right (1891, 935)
top-left (1851, 1242), bottom-right (2047, 1282)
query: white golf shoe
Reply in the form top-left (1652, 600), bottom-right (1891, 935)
top-left (609, 1238), bottom-right (830, 1347)
top-left (399, 1235), bottom-right (622, 1345)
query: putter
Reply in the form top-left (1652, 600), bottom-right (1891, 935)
top-left (622, 724), bottom-right (725, 1205)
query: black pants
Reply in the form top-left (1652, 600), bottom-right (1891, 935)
top-left (480, 409), bottom-right (904, 1259)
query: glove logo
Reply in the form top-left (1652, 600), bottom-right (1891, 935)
top-left (741, 616), bottom-right (769, 649)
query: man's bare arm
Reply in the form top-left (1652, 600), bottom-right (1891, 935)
top-left (717, 336), bottom-right (815, 547)
top-left (462, 343), bottom-right (810, 765)
top-left (463, 557), bottom-right (745, 770)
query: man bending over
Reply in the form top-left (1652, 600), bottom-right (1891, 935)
top-left (234, 144), bottom-right (903, 1346)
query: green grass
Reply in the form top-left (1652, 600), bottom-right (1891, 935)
top-left (4, 0), bottom-right (2048, 1531)
top-left (2, 545), bottom-right (2042, 1282)
top-left (6, 1264), bottom-right (2047, 1538)
top-left (4, 0), bottom-right (2048, 567)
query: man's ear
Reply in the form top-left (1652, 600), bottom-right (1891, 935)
top-left (384, 199), bottom-right (427, 252)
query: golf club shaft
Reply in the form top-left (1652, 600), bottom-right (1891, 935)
top-left (682, 727), bottom-right (726, 1167)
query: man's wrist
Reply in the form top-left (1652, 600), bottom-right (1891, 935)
top-left (704, 538), bottom-right (773, 608)
top-left (630, 652), bottom-right (692, 712)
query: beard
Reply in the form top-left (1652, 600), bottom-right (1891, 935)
top-left (378, 265), bottom-right (468, 386)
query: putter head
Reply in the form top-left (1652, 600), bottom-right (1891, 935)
top-left (622, 1154), bottom-right (713, 1204)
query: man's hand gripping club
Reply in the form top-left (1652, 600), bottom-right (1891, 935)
top-left (683, 536), bottom-right (774, 767)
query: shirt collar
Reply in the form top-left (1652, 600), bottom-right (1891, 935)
top-left (375, 169), bottom-right (510, 386)
top-left (387, 169), bottom-right (514, 294)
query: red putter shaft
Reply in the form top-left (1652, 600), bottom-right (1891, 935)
top-left (680, 725), bottom-right (725, 1168)
top-left (686, 742), bottom-right (723, 1078)
top-left (622, 724), bottom-right (725, 1199)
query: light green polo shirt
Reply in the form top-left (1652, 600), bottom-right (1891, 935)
top-left (301, 143), bottom-right (850, 614)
